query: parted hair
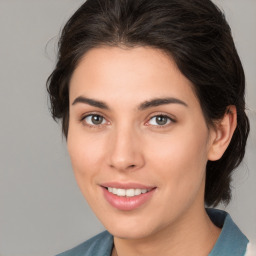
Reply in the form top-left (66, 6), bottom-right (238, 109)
top-left (47, 0), bottom-right (250, 206)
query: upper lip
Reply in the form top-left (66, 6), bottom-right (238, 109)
top-left (100, 182), bottom-right (155, 190)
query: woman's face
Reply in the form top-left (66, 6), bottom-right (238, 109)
top-left (68, 46), bottom-right (215, 239)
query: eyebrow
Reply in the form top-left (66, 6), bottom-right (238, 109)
top-left (72, 96), bottom-right (188, 110)
top-left (138, 97), bottom-right (188, 110)
top-left (72, 96), bottom-right (109, 109)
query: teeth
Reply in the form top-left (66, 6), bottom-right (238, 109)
top-left (107, 187), bottom-right (150, 197)
top-left (126, 189), bottom-right (134, 197)
top-left (117, 188), bottom-right (126, 196)
top-left (134, 188), bottom-right (141, 196)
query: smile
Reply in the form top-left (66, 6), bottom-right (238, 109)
top-left (107, 187), bottom-right (150, 197)
top-left (102, 185), bottom-right (156, 211)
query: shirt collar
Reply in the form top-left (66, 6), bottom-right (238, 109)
top-left (207, 208), bottom-right (249, 256)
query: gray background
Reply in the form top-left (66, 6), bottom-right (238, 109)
top-left (0, 0), bottom-right (255, 255)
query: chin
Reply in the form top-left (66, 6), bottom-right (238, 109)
top-left (101, 214), bottom-right (160, 240)
top-left (109, 226), bottom-right (153, 240)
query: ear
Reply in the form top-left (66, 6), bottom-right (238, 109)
top-left (208, 105), bottom-right (237, 161)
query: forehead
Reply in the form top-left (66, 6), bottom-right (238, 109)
top-left (69, 46), bottom-right (199, 108)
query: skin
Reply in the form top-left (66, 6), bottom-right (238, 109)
top-left (67, 46), bottom-right (237, 256)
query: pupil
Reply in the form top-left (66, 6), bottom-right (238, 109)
top-left (156, 116), bottom-right (167, 125)
top-left (92, 115), bottom-right (103, 125)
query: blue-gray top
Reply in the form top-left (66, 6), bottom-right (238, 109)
top-left (57, 208), bottom-right (249, 256)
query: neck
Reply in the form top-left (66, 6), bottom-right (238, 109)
top-left (113, 206), bottom-right (221, 256)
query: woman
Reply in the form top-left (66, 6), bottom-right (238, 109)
top-left (47, 0), bottom-right (254, 255)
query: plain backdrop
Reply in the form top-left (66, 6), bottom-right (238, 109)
top-left (0, 0), bottom-right (255, 255)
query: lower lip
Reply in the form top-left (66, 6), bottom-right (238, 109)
top-left (102, 187), bottom-right (156, 211)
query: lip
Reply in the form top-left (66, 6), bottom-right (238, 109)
top-left (100, 182), bottom-right (154, 190)
top-left (100, 182), bottom-right (156, 211)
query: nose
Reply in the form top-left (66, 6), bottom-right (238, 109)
top-left (107, 125), bottom-right (145, 171)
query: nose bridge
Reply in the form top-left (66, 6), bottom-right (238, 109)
top-left (108, 122), bottom-right (144, 171)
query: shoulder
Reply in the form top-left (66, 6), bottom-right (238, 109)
top-left (56, 231), bottom-right (114, 256)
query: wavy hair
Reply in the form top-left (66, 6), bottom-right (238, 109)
top-left (47, 0), bottom-right (250, 206)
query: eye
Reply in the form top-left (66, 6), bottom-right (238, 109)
top-left (83, 114), bottom-right (107, 126)
top-left (148, 115), bottom-right (173, 126)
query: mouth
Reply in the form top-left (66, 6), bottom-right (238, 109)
top-left (100, 183), bottom-right (156, 211)
top-left (104, 187), bottom-right (152, 197)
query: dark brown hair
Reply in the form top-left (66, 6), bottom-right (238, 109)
top-left (47, 0), bottom-right (250, 206)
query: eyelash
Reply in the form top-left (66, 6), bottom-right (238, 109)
top-left (80, 113), bottom-right (109, 128)
top-left (80, 113), bottom-right (176, 128)
top-left (146, 114), bottom-right (176, 128)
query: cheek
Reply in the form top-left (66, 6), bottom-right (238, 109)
top-left (67, 128), bottom-right (107, 189)
top-left (146, 127), bottom-right (209, 198)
